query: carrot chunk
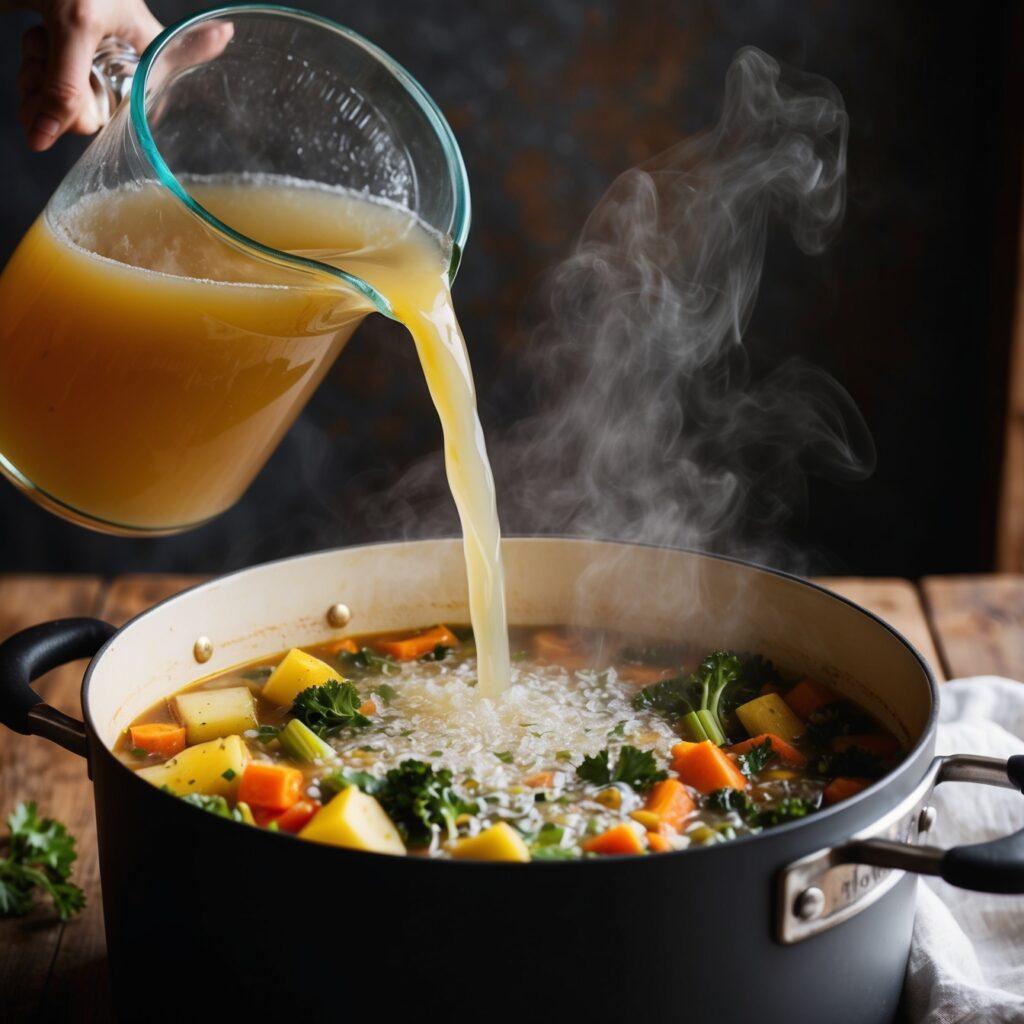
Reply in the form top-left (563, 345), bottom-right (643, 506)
top-left (644, 778), bottom-right (696, 832)
top-left (272, 799), bottom-right (321, 833)
top-left (646, 831), bottom-right (672, 853)
top-left (785, 679), bottom-right (838, 719)
top-left (831, 734), bottom-right (901, 758)
top-left (238, 762), bottom-right (304, 811)
top-left (523, 771), bottom-right (557, 789)
top-left (671, 740), bottom-right (747, 794)
top-left (582, 822), bottom-right (645, 856)
top-left (617, 664), bottom-right (676, 686)
top-left (531, 630), bottom-right (590, 669)
top-left (322, 637), bottom-right (359, 656)
top-left (823, 777), bottom-right (871, 805)
top-left (370, 625), bottom-right (458, 661)
top-left (358, 699), bottom-right (377, 717)
top-left (729, 732), bottom-right (807, 767)
top-left (129, 723), bottom-right (186, 757)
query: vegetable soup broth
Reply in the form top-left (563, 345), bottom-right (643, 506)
top-left (118, 626), bottom-right (905, 860)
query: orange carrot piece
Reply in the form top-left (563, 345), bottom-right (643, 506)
top-left (646, 831), bottom-right (672, 853)
top-left (582, 822), bottom-right (645, 856)
top-left (617, 664), bottom-right (676, 686)
top-left (323, 637), bottom-right (359, 656)
top-left (729, 732), bottom-right (807, 767)
top-left (524, 771), bottom-right (557, 789)
top-left (238, 762), bottom-right (304, 811)
top-left (358, 699), bottom-right (377, 717)
top-left (670, 740), bottom-right (699, 761)
top-left (671, 740), bottom-right (747, 794)
top-left (823, 776), bottom-right (871, 806)
top-left (272, 799), bottom-right (321, 833)
top-left (644, 778), bottom-right (696, 832)
top-left (129, 723), bottom-right (186, 757)
top-left (831, 734), bottom-right (901, 758)
top-left (370, 625), bottom-right (458, 661)
top-left (785, 679), bottom-right (838, 719)
top-left (530, 630), bottom-right (593, 670)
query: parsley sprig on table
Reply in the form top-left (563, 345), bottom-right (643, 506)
top-left (0, 802), bottom-right (85, 920)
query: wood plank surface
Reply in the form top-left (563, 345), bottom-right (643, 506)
top-left (996, 185), bottom-right (1024, 573)
top-left (922, 575), bottom-right (1024, 681)
top-left (816, 576), bottom-right (946, 681)
top-left (0, 576), bottom-right (104, 1023)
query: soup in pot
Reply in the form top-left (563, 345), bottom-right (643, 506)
top-left (116, 625), bottom-right (904, 860)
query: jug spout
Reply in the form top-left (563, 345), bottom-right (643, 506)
top-left (90, 37), bottom-right (138, 126)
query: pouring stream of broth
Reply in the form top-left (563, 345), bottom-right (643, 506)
top-left (0, 176), bottom-right (511, 696)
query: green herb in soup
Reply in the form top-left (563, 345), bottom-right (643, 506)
top-left (116, 625), bottom-right (905, 860)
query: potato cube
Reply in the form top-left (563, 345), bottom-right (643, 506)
top-left (299, 786), bottom-right (406, 855)
top-left (736, 692), bottom-right (805, 744)
top-left (262, 649), bottom-right (339, 707)
top-left (175, 686), bottom-right (257, 745)
top-left (136, 735), bottom-right (249, 797)
top-left (451, 822), bottom-right (530, 862)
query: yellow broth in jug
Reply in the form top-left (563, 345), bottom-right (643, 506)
top-left (0, 176), bottom-right (510, 694)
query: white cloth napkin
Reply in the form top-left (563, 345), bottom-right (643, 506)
top-left (905, 677), bottom-right (1024, 1023)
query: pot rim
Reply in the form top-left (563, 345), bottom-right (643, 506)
top-left (81, 535), bottom-right (940, 865)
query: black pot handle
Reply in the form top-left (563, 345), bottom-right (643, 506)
top-left (0, 618), bottom-right (116, 758)
top-left (779, 753), bottom-right (1024, 943)
top-left (934, 754), bottom-right (1024, 892)
top-left (842, 754), bottom-right (1024, 894)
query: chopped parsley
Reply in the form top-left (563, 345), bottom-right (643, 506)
top-left (0, 803), bottom-right (85, 920)
top-left (291, 679), bottom-right (370, 738)
top-left (577, 745), bottom-right (667, 793)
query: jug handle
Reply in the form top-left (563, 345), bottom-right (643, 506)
top-left (90, 37), bottom-right (139, 126)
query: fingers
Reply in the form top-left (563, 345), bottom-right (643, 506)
top-left (24, 14), bottom-right (104, 151)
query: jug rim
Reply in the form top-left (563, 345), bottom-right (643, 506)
top-left (129, 3), bottom-right (472, 317)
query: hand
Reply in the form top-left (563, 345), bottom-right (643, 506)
top-left (16, 0), bottom-right (163, 151)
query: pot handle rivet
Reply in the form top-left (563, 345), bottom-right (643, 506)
top-left (918, 805), bottom-right (937, 834)
top-left (193, 636), bottom-right (214, 663)
top-left (794, 887), bottom-right (825, 921)
top-left (327, 603), bottom-right (352, 627)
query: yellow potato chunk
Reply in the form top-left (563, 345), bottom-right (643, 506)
top-left (451, 822), bottom-right (530, 863)
top-left (175, 686), bottom-right (257, 745)
top-left (262, 648), bottom-right (339, 707)
top-left (299, 786), bottom-right (406, 855)
top-left (736, 693), bottom-right (805, 744)
top-left (136, 735), bottom-right (249, 797)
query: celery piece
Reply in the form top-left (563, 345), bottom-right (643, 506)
top-left (680, 711), bottom-right (709, 742)
top-left (279, 718), bottom-right (334, 763)
top-left (696, 709), bottom-right (726, 746)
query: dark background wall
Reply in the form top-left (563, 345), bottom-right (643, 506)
top-left (0, 1), bottom-right (1019, 576)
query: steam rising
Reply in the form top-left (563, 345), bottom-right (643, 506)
top-left (368, 47), bottom-right (874, 571)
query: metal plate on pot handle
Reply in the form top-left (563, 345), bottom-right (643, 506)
top-left (777, 755), bottom-right (1015, 944)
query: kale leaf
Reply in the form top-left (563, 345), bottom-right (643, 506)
top-left (181, 793), bottom-right (248, 822)
top-left (577, 745), bottom-right (667, 793)
top-left (736, 738), bottom-right (776, 777)
top-left (0, 802), bottom-right (85, 920)
top-left (332, 760), bottom-right (478, 846)
top-left (703, 789), bottom-right (819, 829)
top-left (337, 647), bottom-right (398, 678)
top-left (292, 679), bottom-right (371, 738)
top-left (815, 748), bottom-right (886, 780)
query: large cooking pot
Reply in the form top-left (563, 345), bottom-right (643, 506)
top-left (1, 539), bottom-right (1022, 1023)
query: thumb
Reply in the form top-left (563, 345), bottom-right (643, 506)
top-left (29, 20), bottom-right (103, 151)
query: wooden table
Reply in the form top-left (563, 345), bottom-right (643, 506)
top-left (1, 573), bottom-right (1022, 1021)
